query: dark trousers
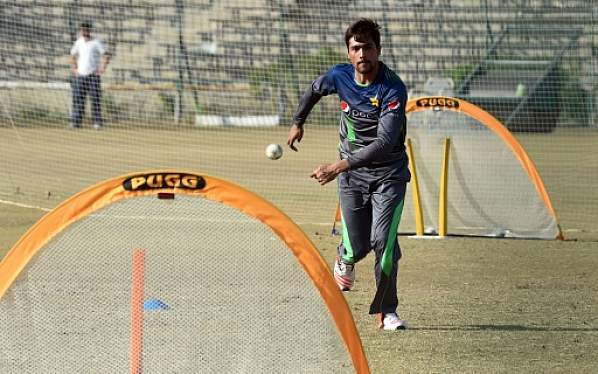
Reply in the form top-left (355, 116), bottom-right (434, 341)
top-left (337, 170), bottom-right (407, 315)
top-left (70, 74), bottom-right (102, 127)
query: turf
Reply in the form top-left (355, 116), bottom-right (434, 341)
top-left (309, 227), bottom-right (598, 373)
top-left (1, 125), bottom-right (598, 373)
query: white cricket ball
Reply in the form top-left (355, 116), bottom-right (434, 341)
top-left (265, 143), bottom-right (283, 160)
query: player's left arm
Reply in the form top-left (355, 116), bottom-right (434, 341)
top-left (345, 90), bottom-right (407, 169)
top-left (99, 52), bottom-right (111, 73)
top-left (97, 41), bottom-right (112, 75)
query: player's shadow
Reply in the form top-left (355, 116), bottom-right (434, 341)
top-left (409, 324), bottom-right (598, 332)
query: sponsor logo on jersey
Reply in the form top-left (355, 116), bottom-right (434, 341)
top-left (350, 109), bottom-right (377, 119)
top-left (123, 173), bottom-right (206, 191)
top-left (387, 101), bottom-right (400, 111)
top-left (369, 96), bottom-right (379, 107)
top-left (340, 101), bottom-right (350, 113)
top-left (340, 100), bottom-right (377, 119)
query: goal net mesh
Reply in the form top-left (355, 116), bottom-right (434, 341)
top-left (0, 194), bottom-right (353, 372)
top-left (402, 107), bottom-right (558, 239)
top-left (0, 0), bottom-right (596, 238)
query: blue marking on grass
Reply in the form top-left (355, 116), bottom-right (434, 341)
top-left (143, 298), bottom-right (171, 311)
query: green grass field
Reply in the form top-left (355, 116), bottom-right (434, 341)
top-left (1, 125), bottom-right (598, 373)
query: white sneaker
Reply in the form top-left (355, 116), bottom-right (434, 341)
top-left (333, 257), bottom-right (355, 291)
top-left (378, 313), bottom-right (408, 330)
top-left (93, 123), bottom-right (103, 130)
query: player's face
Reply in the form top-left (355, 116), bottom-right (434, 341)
top-left (347, 36), bottom-right (380, 75)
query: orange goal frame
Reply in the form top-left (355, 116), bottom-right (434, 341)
top-left (334, 96), bottom-right (562, 239)
top-left (0, 170), bottom-right (370, 374)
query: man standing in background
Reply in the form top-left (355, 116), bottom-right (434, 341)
top-left (69, 21), bottom-right (111, 129)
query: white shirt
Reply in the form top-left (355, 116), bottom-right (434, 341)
top-left (70, 37), bottom-right (107, 76)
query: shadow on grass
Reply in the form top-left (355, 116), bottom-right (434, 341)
top-left (409, 324), bottom-right (598, 332)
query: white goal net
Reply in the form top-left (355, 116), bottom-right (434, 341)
top-left (0, 0), bottom-right (597, 236)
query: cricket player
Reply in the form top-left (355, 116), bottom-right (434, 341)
top-left (287, 18), bottom-right (410, 330)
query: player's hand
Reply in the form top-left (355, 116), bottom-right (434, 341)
top-left (311, 160), bottom-right (349, 186)
top-left (311, 164), bottom-right (337, 185)
top-left (287, 124), bottom-right (303, 152)
top-left (97, 67), bottom-right (106, 75)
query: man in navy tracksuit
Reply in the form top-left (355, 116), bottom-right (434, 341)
top-left (287, 19), bottom-right (410, 330)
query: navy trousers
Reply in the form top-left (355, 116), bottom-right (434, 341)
top-left (70, 74), bottom-right (103, 127)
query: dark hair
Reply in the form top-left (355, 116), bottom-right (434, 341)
top-left (344, 19), bottom-right (381, 50)
top-left (80, 21), bottom-right (92, 30)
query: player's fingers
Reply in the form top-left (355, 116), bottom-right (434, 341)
top-left (288, 126), bottom-right (304, 151)
top-left (287, 137), bottom-right (298, 151)
top-left (318, 174), bottom-right (330, 185)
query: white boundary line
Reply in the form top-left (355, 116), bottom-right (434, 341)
top-left (1, 199), bottom-right (594, 234)
top-left (0, 199), bottom-right (50, 212)
top-left (0, 199), bottom-right (334, 226)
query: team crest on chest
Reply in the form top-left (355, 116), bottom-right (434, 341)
top-left (369, 96), bottom-right (379, 108)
